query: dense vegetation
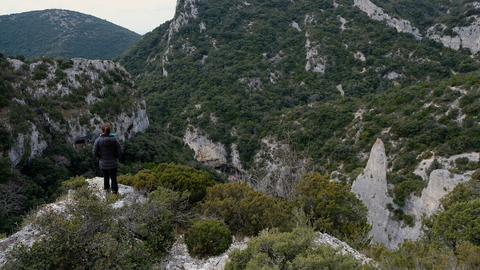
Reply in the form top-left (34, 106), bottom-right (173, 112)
top-left (0, 9), bottom-right (141, 60)
top-left (115, 0), bottom-right (480, 210)
top-left (226, 228), bottom-right (375, 270)
top-left (370, 0), bottom-right (480, 33)
top-left (2, 0), bottom-right (480, 268)
top-left (371, 178), bottom-right (480, 269)
top-left (0, 125), bottom-right (205, 234)
top-left (118, 1), bottom-right (479, 170)
top-left (184, 219), bottom-right (233, 257)
top-left (5, 167), bottom-right (479, 268)
top-left (1, 182), bottom-right (177, 269)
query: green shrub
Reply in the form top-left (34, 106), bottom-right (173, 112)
top-left (2, 186), bottom-right (167, 269)
top-left (60, 175), bottom-right (88, 192)
top-left (120, 188), bottom-right (176, 255)
top-left (472, 169), bottom-right (480, 180)
top-left (225, 228), bottom-right (373, 270)
top-left (184, 219), bottom-right (232, 258)
top-left (203, 182), bottom-right (291, 236)
top-left (372, 240), bottom-right (459, 269)
top-left (294, 173), bottom-right (370, 247)
top-left (118, 163), bottom-right (216, 203)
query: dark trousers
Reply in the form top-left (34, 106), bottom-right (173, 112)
top-left (102, 168), bottom-right (118, 193)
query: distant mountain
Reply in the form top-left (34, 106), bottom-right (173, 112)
top-left (0, 9), bottom-right (141, 60)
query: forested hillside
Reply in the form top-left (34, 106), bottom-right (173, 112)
top-left (116, 0), bottom-right (480, 184)
top-left (2, 0), bottom-right (480, 268)
top-left (114, 0), bottom-right (480, 265)
top-left (0, 9), bottom-right (141, 60)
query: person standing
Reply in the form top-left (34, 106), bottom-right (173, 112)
top-left (92, 123), bottom-right (123, 195)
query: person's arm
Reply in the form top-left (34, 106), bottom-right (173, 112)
top-left (115, 137), bottom-right (124, 158)
top-left (92, 138), bottom-right (100, 158)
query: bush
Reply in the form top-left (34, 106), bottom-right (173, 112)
top-left (225, 228), bottom-right (373, 270)
top-left (118, 163), bottom-right (217, 204)
top-left (2, 185), bottom-right (176, 269)
top-left (294, 173), bottom-right (370, 247)
top-left (204, 182), bottom-right (291, 236)
top-left (184, 219), bottom-right (232, 257)
top-left (60, 175), bottom-right (88, 192)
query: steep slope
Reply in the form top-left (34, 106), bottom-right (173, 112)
top-left (0, 9), bottom-right (141, 60)
top-left (360, 0), bottom-right (480, 53)
top-left (0, 54), bottom-right (149, 168)
top-left (116, 0), bottom-right (480, 247)
top-left (117, 0), bottom-right (478, 171)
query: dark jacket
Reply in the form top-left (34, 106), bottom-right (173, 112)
top-left (92, 134), bottom-right (123, 170)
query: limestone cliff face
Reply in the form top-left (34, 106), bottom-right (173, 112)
top-left (353, 0), bottom-right (422, 40)
top-left (183, 127), bottom-right (242, 170)
top-left (407, 170), bottom-right (470, 217)
top-left (354, 0), bottom-right (480, 54)
top-left (183, 127), bottom-right (228, 167)
top-left (352, 139), bottom-right (474, 249)
top-left (351, 138), bottom-right (395, 246)
top-left (426, 20), bottom-right (480, 54)
top-left (4, 58), bottom-right (149, 167)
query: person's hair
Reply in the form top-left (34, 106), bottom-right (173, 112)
top-left (101, 123), bottom-right (111, 135)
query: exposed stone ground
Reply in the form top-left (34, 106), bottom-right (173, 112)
top-left (1, 177), bottom-right (375, 269)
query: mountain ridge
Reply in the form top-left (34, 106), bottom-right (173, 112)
top-left (0, 9), bottom-right (141, 60)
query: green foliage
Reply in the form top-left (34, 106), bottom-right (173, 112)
top-left (121, 189), bottom-right (176, 255)
top-left (0, 157), bottom-right (17, 185)
top-left (121, 126), bottom-right (195, 165)
top-left (0, 9), bottom-right (141, 60)
top-left (372, 240), bottom-right (459, 269)
top-left (374, 178), bottom-right (480, 269)
top-left (116, 0), bottom-right (480, 185)
top-left (60, 175), bottom-right (88, 192)
top-left (184, 219), bottom-right (232, 258)
top-left (427, 198), bottom-right (480, 247)
top-left (1, 185), bottom-right (175, 269)
top-left (439, 178), bottom-right (480, 212)
top-left (91, 86), bottom-right (136, 118)
top-left (390, 173), bottom-right (426, 207)
top-left (294, 173), bottom-right (370, 247)
top-left (225, 228), bottom-right (373, 270)
top-left (203, 182), bottom-right (291, 236)
top-left (32, 63), bottom-right (49, 80)
top-left (119, 163), bottom-right (216, 203)
top-left (422, 179), bottom-right (480, 249)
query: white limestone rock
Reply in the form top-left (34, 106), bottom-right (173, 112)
top-left (353, 0), bottom-right (422, 40)
top-left (183, 127), bottom-right (228, 167)
top-left (408, 170), bottom-right (470, 217)
top-left (160, 232), bottom-right (374, 269)
top-left (0, 177), bottom-right (145, 266)
top-left (352, 139), bottom-right (475, 249)
top-left (4, 58), bottom-right (149, 167)
top-left (351, 138), bottom-right (395, 246)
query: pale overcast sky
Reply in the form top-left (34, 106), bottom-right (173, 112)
top-left (0, 0), bottom-right (177, 35)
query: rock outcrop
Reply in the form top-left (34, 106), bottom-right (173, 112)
top-left (352, 139), bottom-right (474, 249)
top-left (351, 138), bottom-right (396, 246)
top-left (0, 177), bottom-right (145, 265)
top-left (353, 0), bottom-right (422, 40)
top-left (426, 19), bottom-right (480, 54)
top-left (3, 58), bottom-right (149, 167)
top-left (354, 0), bottom-right (480, 54)
top-left (160, 231), bottom-right (375, 269)
top-left (183, 127), bottom-right (242, 171)
top-left (407, 169), bottom-right (471, 217)
top-left (183, 127), bottom-right (228, 167)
